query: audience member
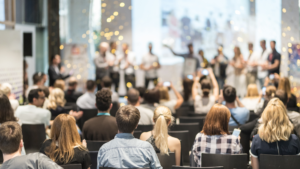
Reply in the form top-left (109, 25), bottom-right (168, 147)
top-left (141, 89), bottom-right (160, 111)
top-left (0, 83), bottom-right (19, 111)
top-left (41, 73), bottom-right (48, 86)
top-left (76, 80), bottom-right (96, 109)
top-left (97, 105), bottom-right (162, 169)
top-left (0, 92), bottom-right (19, 124)
top-left (54, 79), bottom-right (66, 91)
top-left (159, 83), bottom-right (183, 113)
top-left (26, 72), bottom-right (44, 99)
top-left (65, 77), bottom-right (83, 104)
top-left (221, 85), bottom-right (249, 126)
top-left (101, 76), bottom-right (119, 102)
top-left (127, 88), bottom-right (153, 125)
top-left (192, 104), bottom-right (242, 167)
top-left (278, 77), bottom-right (299, 112)
top-left (241, 84), bottom-right (260, 111)
top-left (136, 87), bottom-right (146, 104)
top-left (47, 88), bottom-right (66, 119)
top-left (193, 68), bottom-right (219, 114)
top-left (15, 89), bottom-right (51, 128)
top-left (211, 45), bottom-right (229, 89)
top-left (82, 88), bottom-right (118, 140)
top-left (40, 114), bottom-right (91, 169)
top-left (250, 98), bottom-right (300, 169)
top-left (48, 54), bottom-right (70, 86)
top-left (182, 77), bottom-right (194, 105)
top-left (140, 106), bottom-right (181, 166)
top-left (0, 122), bottom-right (62, 169)
top-left (41, 86), bottom-right (51, 109)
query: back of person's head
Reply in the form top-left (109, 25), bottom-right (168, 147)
top-left (0, 92), bottom-right (17, 123)
top-left (153, 106), bottom-right (173, 155)
top-left (96, 88), bottom-right (112, 111)
top-left (48, 88), bottom-right (66, 110)
top-left (54, 79), bottom-right (65, 91)
top-left (144, 89), bottom-right (160, 104)
top-left (127, 88), bottom-right (140, 105)
top-left (101, 76), bottom-right (112, 88)
top-left (223, 85), bottom-right (236, 103)
top-left (68, 77), bottom-right (78, 88)
top-left (116, 105), bottom-right (140, 133)
top-left (48, 114), bottom-right (85, 164)
top-left (136, 87), bottom-right (146, 99)
top-left (86, 80), bottom-right (96, 91)
top-left (246, 84), bottom-right (259, 98)
top-left (278, 77), bottom-right (291, 98)
top-left (183, 78), bottom-right (193, 101)
top-left (275, 90), bottom-right (288, 105)
top-left (159, 87), bottom-right (170, 101)
top-left (40, 86), bottom-right (50, 98)
top-left (0, 83), bottom-right (12, 96)
top-left (0, 122), bottom-right (22, 154)
top-left (33, 72), bottom-right (43, 85)
top-left (265, 86), bottom-right (276, 99)
top-left (28, 88), bottom-right (43, 103)
top-left (201, 79), bottom-right (211, 97)
top-left (258, 98), bottom-right (293, 143)
top-left (202, 104), bottom-right (230, 135)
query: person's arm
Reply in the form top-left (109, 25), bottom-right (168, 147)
top-left (170, 83), bottom-right (184, 109)
top-left (218, 89), bottom-right (224, 104)
top-left (208, 68), bottom-right (219, 101)
top-left (164, 45), bottom-right (185, 57)
top-left (236, 96), bottom-right (245, 107)
top-left (174, 140), bottom-right (181, 166)
top-left (192, 76), bottom-right (200, 100)
top-left (251, 156), bottom-right (259, 169)
top-left (94, 56), bottom-right (108, 69)
top-left (266, 60), bottom-right (280, 70)
top-left (148, 145), bottom-right (163, 169)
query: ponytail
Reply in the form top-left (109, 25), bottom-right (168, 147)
top-left (153, 115), bottom-right (169, 155)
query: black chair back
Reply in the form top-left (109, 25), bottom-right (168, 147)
top-left (179, 116), bottom-right (205, 131)
top-left (89, 151), bottom-right (98, 169)
top-left (87, 140), bottom-right (108, 151)
top-left (240, 131), bottom-right (250, 161)
top-left (133, 130), bottom-right (142, 139)
top-left (201, 153), bottom-right (248, 169)
top-left (228, 126), bottom-right (236, 134)
top-left (157, 152), bottom-right (176, 169)
top-left (110, 102), bottom-right (120, 117)
top-left (172, 166), bottom-right (224, 169)
top-left (22, 124), bottom-right (46, 154)
top-left (188, 113), bottom-right (207, 117)
top-left (60, 164), bottom-right (82, 169)
top-left (260, 154), bottom-right (300, 169)
top-left (168, 131), bottom-right (189, 165)
top-left (136, 125), bottom-right (153, 133)
top-left (77, 109), bottom-right (98, 130)
top-left (63, 105), bottom-right (73, 113)
top-left (175, 107), bottom-right (192, 118)
top-left (0, 150), bottom-right (3, 164)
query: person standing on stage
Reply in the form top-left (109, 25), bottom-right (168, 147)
top-left (120, 43), bottom-right (136, 91)
top-left (211, 45), bottom-right (228, 89)
top-left (256, 40), bottom-right (271, 88)
top-left (94, 42), bottom-right (109, 91)
top-left (198, 49), bottom-right (209, 68)
top-left (246, 42), bottom-right (259, 86)
top-left (262, 40), bottom-right (281, 75)
top-left (107, 41), bottom-right (120, 92)
top-left (140, 43), bottom-right (160, 89)
top-left (48, 54), bottom-right (70, 87)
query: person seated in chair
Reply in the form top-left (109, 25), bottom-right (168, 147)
top-left (65, 77), bottom-right (83, 104)
top-left (76, 80), bottom-right (96, 109)
top-left (101, 76), bottom-right (119, 103)
top-left (97, 105), bottom-right (162, 169)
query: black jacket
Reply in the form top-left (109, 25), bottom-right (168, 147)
top-left (48, 65), bottom-right (70, 86)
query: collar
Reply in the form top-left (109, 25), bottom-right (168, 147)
top-left (97, 112), bottom-right (110, 116)
top-left (115, 133), bottom-right (134, 139)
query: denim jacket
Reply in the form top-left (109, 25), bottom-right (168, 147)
top-left (97, 133), bottom-right (162, 169)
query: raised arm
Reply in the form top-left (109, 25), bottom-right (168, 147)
top-left (207, 68), bottom-right (219, 101)
top-left (192, 76), bottom-right (200, 100)
top-left (170, 83), bottom-right (184, 109)
top-left (236, 96), bottom-right (245, 107)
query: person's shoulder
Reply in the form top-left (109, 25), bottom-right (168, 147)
top-left (37, 107), bottom-right (51, 114)
top-left (290, 134), bottom-right (300, 142)
top-left (252, 134), bottom-right (262, 142)
top-left (169, 135), bottom-right (181, 145)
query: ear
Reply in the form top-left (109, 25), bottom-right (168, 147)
top-left (135, 124), bottom-right (138, 129)
top-left (20, 139), bottom-right (23, 148)
top-left (109, 103), bottom-right (113, 110)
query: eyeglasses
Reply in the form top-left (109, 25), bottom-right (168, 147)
top-left (39, 96), bottom-right (46, 100)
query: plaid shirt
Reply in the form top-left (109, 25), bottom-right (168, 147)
top-left (192, 133), bottom-right (243, 167)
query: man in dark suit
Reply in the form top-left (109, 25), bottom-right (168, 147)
top-left (48, 54), bottom-right (70, 86)
top-left (65, 77), bottom-right (83, 104)
top-left (262, 40), bottom-right (281, 75)
top-left (211, 45), bottom-right (229, 89)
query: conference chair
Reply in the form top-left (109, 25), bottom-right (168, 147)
top-left (228, 126), bottom-right (236, 134)
top-left (157, 152), bottom-right (176, 169)
top-left (22, 124), bottom-right (46, 154)
top-left (0, 150), bottom-right (3, 164)
top-left (77, 108), bottom-right (98, 130)
top-left (179, 116), bottom-right (205, 131)
top-left (201, 153), bottom-right (248, 169)
top-left (188, 113), bottom-right (207, 117)
top-left (172, 166), bottom-right (224, 169)
top-left (247, 111), bottom-right (259, 122)
top-left (260, 154), bottom-right (300, 169)
top-left (87, 140), bottom-right (108, 151)
top-left (63, 105), bottom-right (73, 113)
top-left (240, 131), bottom-right (250, 161)
top-left (89, 151), bottom-right (98, 169)
top-left (133, 130), bottom-right (142, 139)
top-left (168, 130), bottom-right (189, 165)
top-left (136, 124), bottom-right (153, 133)
top-left (60, 164), bottom-right (82, 169)
top-left (169, 123), bottom-right (200, 149)
top-left (175, 107), bottom-right (192, 118)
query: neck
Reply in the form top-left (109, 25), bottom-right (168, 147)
top-left (3, 151), bottom-right (21, 163)
top-left (118, 130), bottom-right (134, 135)
top-left (133, 102), bottom-right (140, 107)
top-left (28, 103), bottom-right (36, 107)
top-left (98, 110), bottom-right (110, 113)
top-left (225, 102), bottom-right (236, 109)
top-left (87, 90), bottom-right (94, 93)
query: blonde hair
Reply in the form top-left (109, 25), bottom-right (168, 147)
top-left (0, 83), bottom-right (12, 96)
top-left (258, 98), bottom-right (293, 143)
top-left (159, 87), bottom-right (170, 101)
top-left (54, 79), bottom-right (65, 91)
top-left (278, 77), bottom-right (292, 98)
top-left (153, 106), bottom-right (174, 155)
top-left (245, 84), bottom-right (259, 98)
top-left (47, 88), bottom-right (66, 110)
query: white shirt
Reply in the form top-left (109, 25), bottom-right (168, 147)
top-left (194, 95), bottom-right (215, 114)
top-left (142, 53), bottom-right (159, 78)
top-left (160, 100), bottom-right (177, 113)
top-left (241, 97), bottom-right (260, 111)
top-left (106, 51), bottom-right (120, 72)
top-left (76, 92), bottom-right (96, 109)
top-left (26, 85), bottom-right (39, 99)
top-left (119, 51), bottom-right (136, 75)
top-left (10, 99), bottom-right (19, 112)
top-left (136, 106), bottom-right (154, 125)
top-left (15, 105), bottom-right (51, 127)
top-left (247, 51), bottom-right (259, 72)
top-left (257, 49), bottom-right (271, 78)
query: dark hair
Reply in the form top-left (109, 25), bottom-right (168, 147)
top-left (188, 43), bottom-right (193, 48)
top-left (260, 40), bottom-right (266, 45)
top-left (271, 40), bottom-right (276, 45)
top-left (102, 76), bottom-right (112, 88)
top-left (0, 92), bottom-right (17, 123)
top-left (40, 86), bottom-right (50, 98)
top-left (33, 72), bottom-right (43, 84)
top-left (116, 105), bottom-right (140, 133)
top-left (248, 42), bottom-right (253, 47)
top-left (275, 90), bottom-right (288, 105)
top-left (0, 122), bottom-right (22, 154)
top-left (183, 78), bottom-right (193, 101)
top-left (86, 80), bottom-right (96, 91)
top-left (201, 79), bottom-right (211, 97)
top-left (109, 41), bottom-right (116, 48)
top-left (96, 88), bottom-right (112, 111)
top-left (68, 80), bottom-right (77, 87)
top-left (127, 89), bottom-right (140, 105)
top-left (50, 54), bottom-right (59, 63)
top-left (144, 89), bottom-right (160, 104)
top-left (28, 88), bottom-right (43, 103)
top-left (136, 87), bottom-right (146, 98)
top-left (223, 85), bottom-right (236, 103)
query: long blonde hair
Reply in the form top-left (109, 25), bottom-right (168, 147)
top-left (153, 106), bottom-right (174, 155)
top-left (46, 114), bottom-right (86, 164)
top-left (159, 87), bottom-right (170, 101)
top-left (258, 98), bottom-right (293, 143)
top-left (245, 84), bottom-right (259, 98)
top-left (47, 88), bottom-right (66, 110)
top-left (278, 77), bottom-right (292, 98)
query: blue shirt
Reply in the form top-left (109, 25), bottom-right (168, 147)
top-left (97, 133), bottom-right (162, 169)
top-left (228, 107), bottom-right (249, 126)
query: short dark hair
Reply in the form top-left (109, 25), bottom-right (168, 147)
top-left (136, 87), bottom-right (146, 98)
top-left (28, 88), bottom-right (43, 103)
top-left (40, 86), bottom-right (50, 98)
top-left (116, 105), bottom-right (140, 133)
top-left (144, 89), bottom-right (160, 104)
top-left (86, 80), bottom-right (96, 91)
top-left (275, 90), bottom-right (288, 105)
top-left (109, 41), bottom-right (116, 48)
top-left (127, 89), bottom-right (140, 105)
top-left (188, 43), bottom-right (193, 48)
top-left (261, 40), bottom-right (266, 44)
top-left (0, 92), bottom-right (17, 123)
top-left (96, 88), bottom-right (112, 111)
top-left (271, 40), bottom-right (276, 45)
top-left (0, 122), bottom-right (22, 154)
top-left (201, 79), bottom-right (211, 97)
top-left (102, 76), bottom-right (112, 88)
top-left (33, 72), bottom-right (43, 84)
top-left (68, 79), bottom-right (78, 87)
top-left (223, 85), bottom-right (236, 103)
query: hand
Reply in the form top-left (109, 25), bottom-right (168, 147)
top-left (60, 67), bottom-right (65, 73)
top-left (218, 89), bottom-right (224, 103)
top-left (207, 67), bottom-right (213, 74)
top-left (230, 61), bottom-right (235, 66)
top-left (82, 139), bottom-right (87, 148)
top-left (210, 59), bottom-right (216, 64)
top-left (69, 110), bottom-right (83, 120)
